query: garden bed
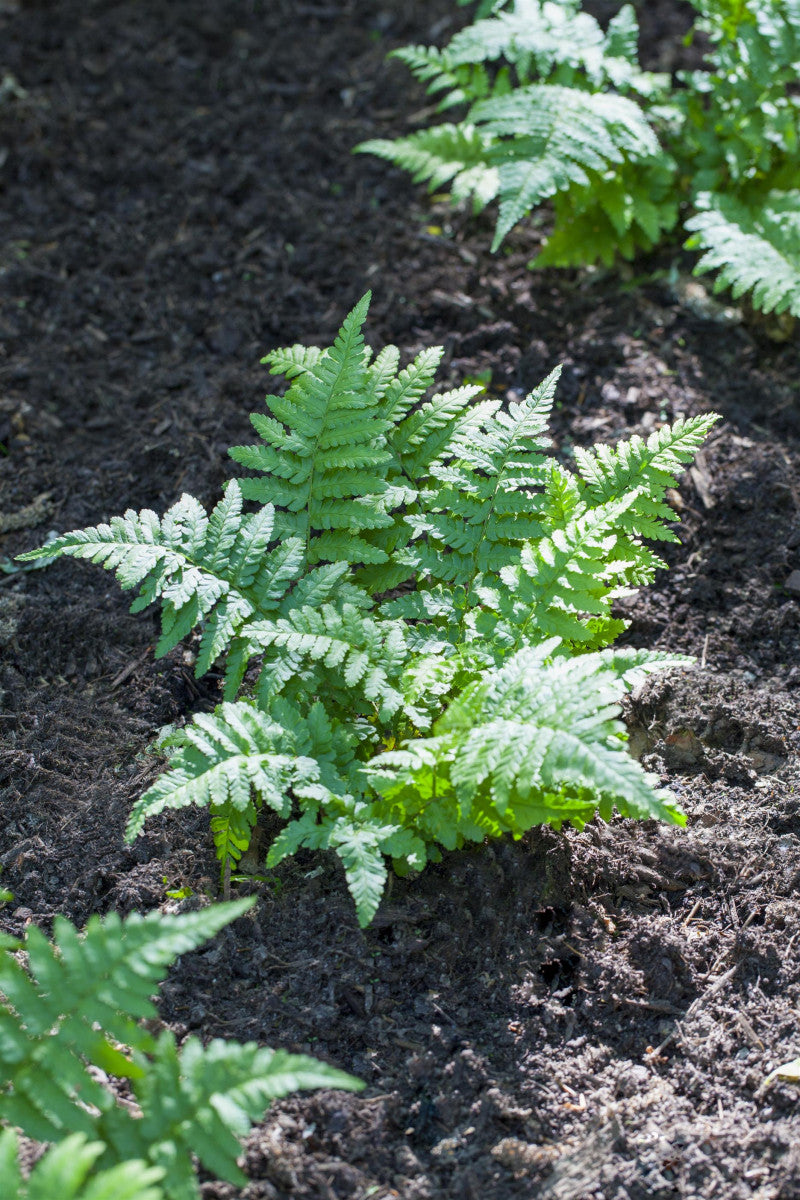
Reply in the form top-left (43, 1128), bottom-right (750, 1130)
top-left (1, 1), bottom-right (800, 1196)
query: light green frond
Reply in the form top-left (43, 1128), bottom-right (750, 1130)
top-left (471, 85), bottom-right (661, 248)
top-left (230, 293), bottom-right (396, 564)
top-left (17, 483), bottom-right (304, 672)
top-left (480, 493), bottom-right (637, 649)
top-left (356, 126), bottom-right (499, 210)
top-left (100, 1034), bottom-right (361, 1199)
top-left (686, 190), bottom-right (800, 316)
top-left (327, 822), bottom-right (390, 928)
top-left (262, 343), bottom-right (323, 378)
top-left (0, 900), bottom-right (254, 1145)
top-left (406, 369), bottom-right (558, 593)
top-left (572, 413), bottom-right (719, 541)
top-left (243, 603), bottom-right (408, 721)
top-left (368, 645), bottom-right (684, 853)
top-left (125, 702), bottom-right (320, 848)
top-left (392, 388), bottom-right (495, 481)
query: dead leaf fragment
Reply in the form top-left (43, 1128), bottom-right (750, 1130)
top-left (0, 492), bottom-right (53, 535)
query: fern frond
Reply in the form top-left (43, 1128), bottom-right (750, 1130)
top-left (368, 643), bottom-right (684, 851)
top-left (471, 85), bottom-right (661, 248)
top-left (0, 904), bottom-right (361, 1199)
top-left (99, 1035), bottom-right (360, 1199)
top-left (0, 1131), bottom-right (165, 1200)
top-left (230, 292), bottom-right (397, 564)
top-left (0, 900), bottom-right (254, 1144)
top-left (382, 345), bottom-right (444, 424)
top-left (357, 126), bottom-right (499, 210)
top-left (572, 414), bottom-right (719, 542)
top-left (127, 698), bottom-right (366, 879)
top-left (535, 157), bottom-right (679, 267)
top-left (418, 0), bottom-right (648, 95)
top-left (243, 603), bottom-right (408, 720)
top-left (477, 492), bottom-right (639, 649)
top-left (17, 484), bottom-right (304, 674)
top-left (266, 797), bottom-right (400, 928)
top-left (598, 646), bottom-right (693, 689)
top-left (125, 703), bottom-right (323, 843)
top-left (446, 0), bottom-right (619, 82)
top-left (404, 368), bottom-right (558, 594)
top-left (686, 190), bottom-right (800, 316)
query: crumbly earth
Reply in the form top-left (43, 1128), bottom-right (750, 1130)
top-left (1, 2), bottom-right (799, 1197)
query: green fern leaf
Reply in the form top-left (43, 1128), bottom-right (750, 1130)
top-left (125, 703), bottom-right (322, 842)
top-left (572, 414), bottom-right (719, 543)
top-left (0, 904), bottom-right (361, 1200)
top-left (357, 126), bottom-right (499, 210)
top-left (0, 1131), bottom-right (165, 1200)
top-left (99, 1035), bottom-right (361, 1199)
top-left (17, 484), bottom-right (304, 673)
top-left (404, 368), bottom-right (558, 594)
top-left (470, 85), bottom-right (661, 248)
top-left (686, 190), bottom-right (800, 316)
top-left (243, 603), bottom-right (408, 720)
top-left (0, 901), bottom-right (254, 1144)
top-left (489, 492), bottom-right (639, 648)
top-left (261, 343), bottom-right (323, 378)
top-left (368, 643), bottom-right (684, 849)
top-left (229, 293), bottom-right (398, 563)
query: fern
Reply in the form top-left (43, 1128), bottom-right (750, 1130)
top-left (21, 298), bottom-right (716, 926)
top-left (0, 900), bottom-right (361, 1200)
top-left (0, 1131), bottom-right (165, 1200)
top-left (359, 0), bottom-right (800, 316)
top-left (20, 484), bottom-right (305, 682)
top-left (228, 291), bottom-right (395, 566)
top-left (474, 85), bottom-right (664, 249)
top-left (686, 191), bottom-right (800, 316)
top-left (366, 642), bottom-right (687, 854)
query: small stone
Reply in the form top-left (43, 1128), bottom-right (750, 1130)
top-left (785, 570), bottom-right (800, 595)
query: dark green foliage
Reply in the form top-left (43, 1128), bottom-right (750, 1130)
top-left (0, 901), bottom-right (361, 1200)
top-left (20, 298), bottom-right (716, 926)
top-left (359, 0), bottom-right (800, 317)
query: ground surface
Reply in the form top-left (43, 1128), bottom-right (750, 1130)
top-left (1, 1), bottom-right (800, 1197)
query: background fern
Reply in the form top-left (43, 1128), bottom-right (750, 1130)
top-left (359, 0), bottom-right (800, 317)
top-left (0, 900), bottom-right (361, 1200)
top-left (20, 297), bottom-right (716, 927)
top-left (686, 191), bottom-right (800, 316)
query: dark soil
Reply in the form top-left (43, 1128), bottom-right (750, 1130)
top-left (2, 1), bottom-right (800, 1197)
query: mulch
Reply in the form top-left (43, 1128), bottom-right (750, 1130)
top-left (1, 1), bottom-right (800, 1196)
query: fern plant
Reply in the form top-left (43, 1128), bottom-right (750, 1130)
top-left (0, 899), bottom-right (361, 1200)
top-left (20, 296), bottom-right (716, 926)
top-left (359, 0), bottom-right (800, 318)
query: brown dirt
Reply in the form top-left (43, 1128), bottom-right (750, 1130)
top-left (1, 1), bottom-right (800, 1198)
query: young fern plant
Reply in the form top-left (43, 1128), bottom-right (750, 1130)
top-left (20, 295), bottom-right (717, 926)
top-left (0, 899), bottom-right (361, 1200)
top-left (359, 0), bottom-right (800, 319)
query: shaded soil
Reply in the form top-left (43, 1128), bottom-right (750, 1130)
top-left (2, 1), bottom-right (800, 1197)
